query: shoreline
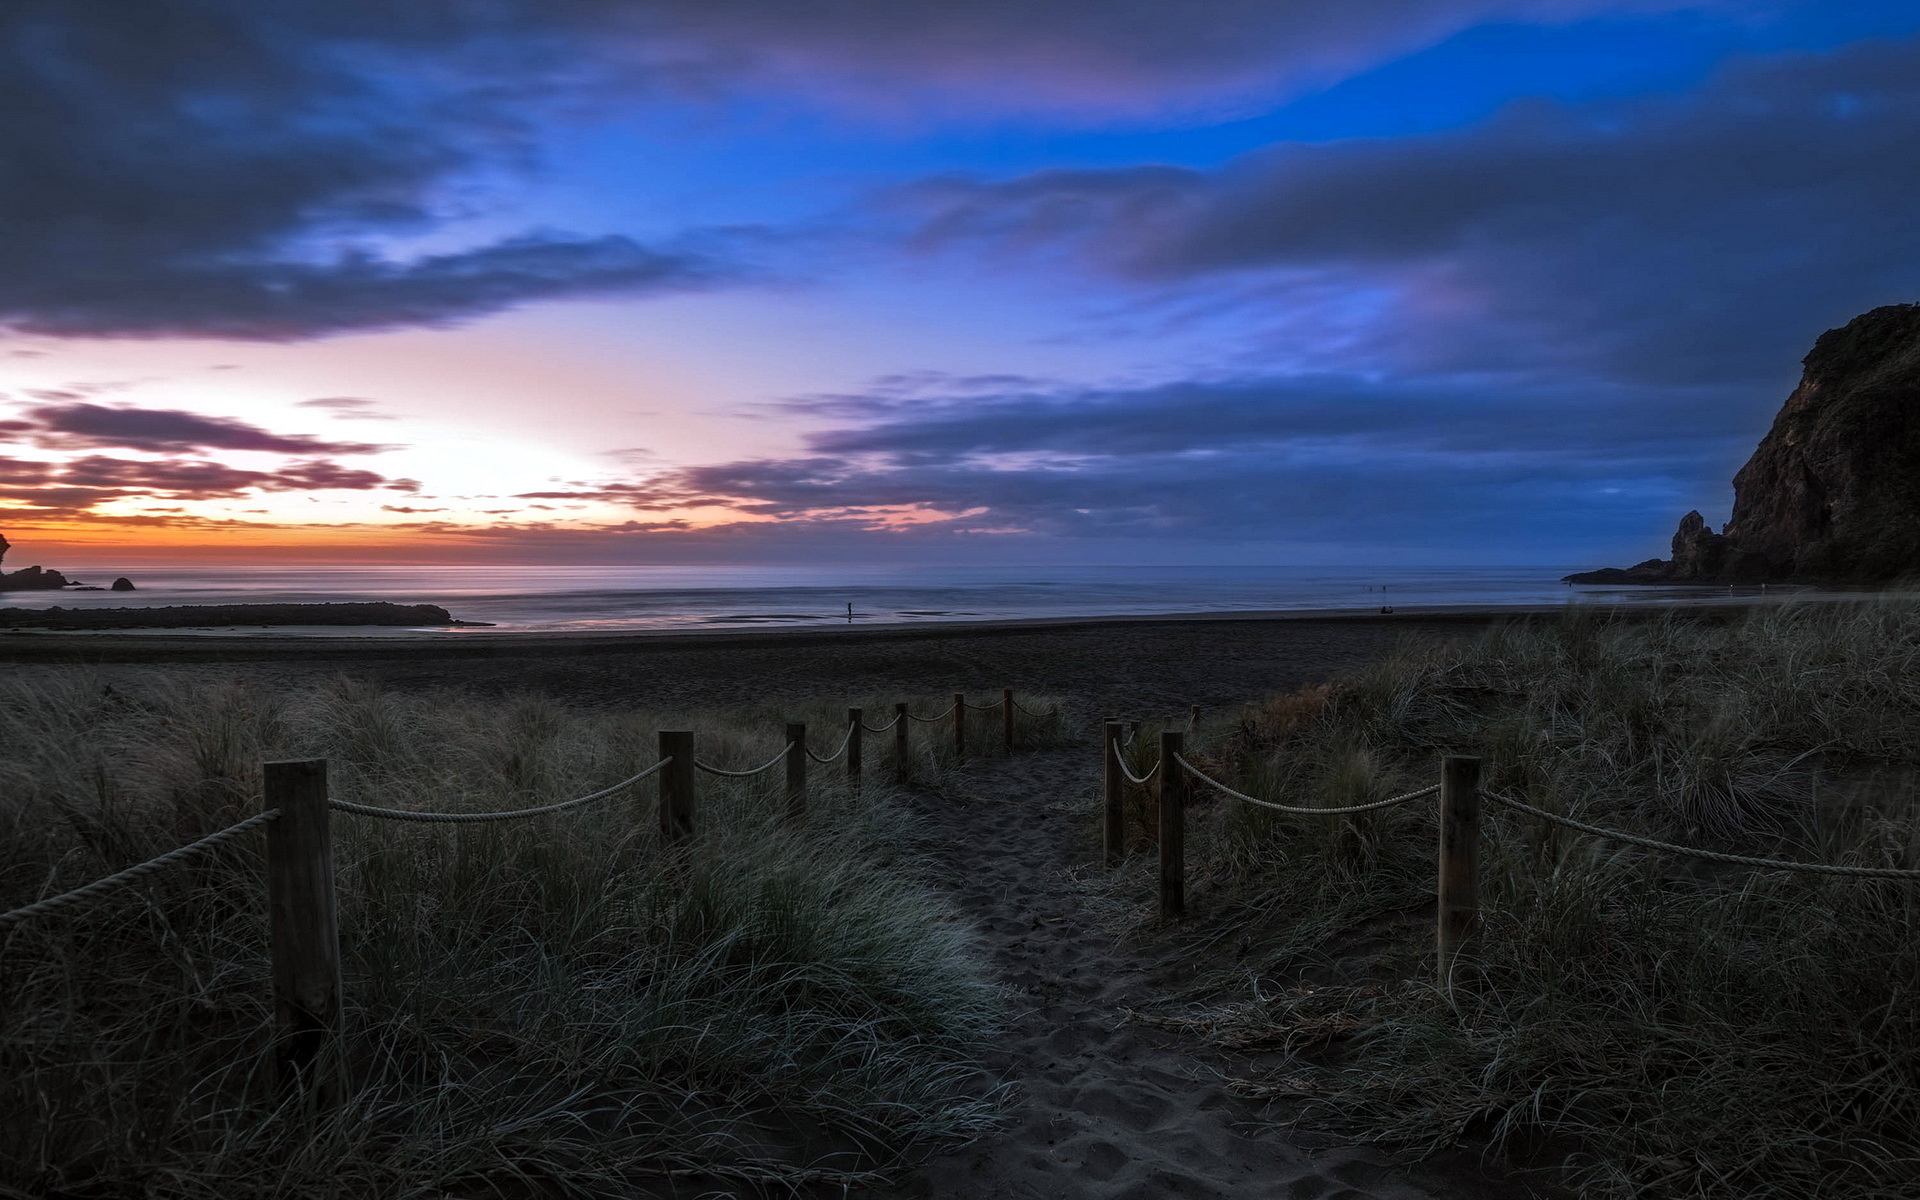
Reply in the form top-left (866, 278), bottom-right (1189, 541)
top-left (0, 593), bottom-right (1812, 664)
top-left (0, 602), bottom-right (1660, 663)
top-left (0, 601), bottom-right (1774, 718)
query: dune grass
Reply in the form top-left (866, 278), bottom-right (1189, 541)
top-left (0, 676), bottom-right (1062, 1198)
top-left (1142, 599), bottom-right (1920, 1198)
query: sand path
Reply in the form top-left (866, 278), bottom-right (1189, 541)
top-left (861, 746), bottom-right (1525, 1200)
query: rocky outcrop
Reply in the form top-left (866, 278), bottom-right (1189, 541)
top-left (110, 577), bottom-right (135, 591)
top-left (1567, 303), bottom-right (1920, 585)
top-left (0, 531), bottom-right (86, 591)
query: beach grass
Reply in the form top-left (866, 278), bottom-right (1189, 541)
top-left (1148, 599), bottom-right (1920, 1198)
top-left (0, 676), bottom-right (1061, 1198)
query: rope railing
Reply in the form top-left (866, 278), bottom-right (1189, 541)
top-left (906, 702), bottom-right (960, 723)
top-left (1110, 739), bottom-right (1161, 785)
top-left (0, 809), bottom-right (281, 929)
top-left (860, 712), bottom-right (902, 733)
top-left (964, 700), bottom-right (1003, 711)
top-left (694, 744), bottom-right (794, 778)
top-left (805, 722), bottom-right (857, 765)
top-left (1175, 755), bottom-right (1438, 815)
top-left (1012, 699), bottom-right (1058, 718)
top-left (1483, 790), bottom-right (1920, 878)
top-left (329, 759), bottom-right (672, 824)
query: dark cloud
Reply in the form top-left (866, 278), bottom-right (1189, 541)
top-left (0, 452), bottom-right (408, 512)
top-left (0, 1), bottom-right (1753, 341)
top-left (0, 3), bottom-right (749, 341)
top-left (633, 0), bottom-right (1740, 116)
top-left (569, 368), bottom-right (1738, 559)
top-left (8, 401), bottom-right (394, 454)
top-left (903, 38), bottom-right (1920, 390)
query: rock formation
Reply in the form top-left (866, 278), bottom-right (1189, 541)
top-left (0, 533), bottom-right (78, 591)
top-left (1568, 302), bottom-right (1920, 584)
top-left (110, 577), bottom-right (135, 591)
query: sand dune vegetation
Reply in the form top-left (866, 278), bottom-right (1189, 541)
top-left (0, 676), bottom-right (1066, 1198)
top-left (1132, 599), bottom-right (1920, 1198)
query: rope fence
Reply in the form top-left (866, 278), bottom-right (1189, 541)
top-left (695, 745), bottom-right (793, 778)
top-left (330, 760), bottom-right (672, 823)
top-left (4, 687), bottom-right (1060, 1094)
top-left (1101, 707), bottom-right (1920, 977)
top-left (0, 809), bottom-right (281, 930)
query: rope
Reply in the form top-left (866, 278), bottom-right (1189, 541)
top-left (860, 713), bottom-right (902, 733)
top-left (907, 703), bottom-right (960, 723)
top-left (694, 744), bottom-right (794, 779)
top-left (1111, 740), bottom-right (1161, 785)
top-left (1483, 791), bottom-right (1920, 878)
top-left (330, 760), bottom-right (672, 823)
top-left (805, 724), bottom-right (856, 764)
top-left (1175, 755), bottom-right (1439, 815)
top-left (965, 700), bottom-right (1003, 711)
top-left (0, 810), bottom-right (280, 929)
top-left (1012, 699), bottom-right (1057, 718)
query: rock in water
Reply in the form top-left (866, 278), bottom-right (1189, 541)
top-left (110, 577), bottom-right (135, 591)
top-left (1568, 303), bottom-right (1920, 584)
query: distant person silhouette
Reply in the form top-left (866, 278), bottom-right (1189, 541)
top-left (846, 602), bottom-right (854, 622)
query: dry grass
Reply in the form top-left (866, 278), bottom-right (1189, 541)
top-left (0, 675), bottom-right (1064, 1198)
top-left (1157, 599), bottom-right (1920, 1198)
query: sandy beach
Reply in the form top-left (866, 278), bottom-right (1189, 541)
top-left (0, 609), bottom-right (1537, 718)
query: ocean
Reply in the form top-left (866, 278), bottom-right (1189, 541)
top-left (1, 564), bottom-right (1754, 635)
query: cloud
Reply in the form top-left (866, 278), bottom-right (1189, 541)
top-left (297, 397), bottom-right (393, 420)
top-left (550, 367), bottom-right (1738, 560)
top-left (0, 4), bottom-right (751, 341)
top-left (5, 401), bottom-right (395, 454)
top-left (635, 0), bottom-right (1735, 116)
top-left (0, 452), bottom-right (409, 513)
top-left (901, 38), bottom-right (1920, 388)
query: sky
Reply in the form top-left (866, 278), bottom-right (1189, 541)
top-left (2, 0), bottom-right (1918, 569)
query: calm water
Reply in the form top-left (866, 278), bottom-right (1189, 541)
top-left (0, 564), bottom-right (1762, 635)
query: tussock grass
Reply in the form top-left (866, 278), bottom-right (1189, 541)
top-left (1163, 600), bottom-right (1920, 1198)
top-left (0, 677), bottom-right (1059, 1198)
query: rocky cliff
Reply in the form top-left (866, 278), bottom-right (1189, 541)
top-left (1567, 303), bottom-right (1920, 584)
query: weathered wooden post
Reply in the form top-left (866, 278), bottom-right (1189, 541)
top-left (1437, 754), bottom-right (1482, 989)
top-left (894, 702), bottom-right (911, 783)
top-left (264, 758), bottom-right (340, 1097)
top-left (846, 707), bottom-right (863, 794)
top-left (1103, 720), bottom-right (1125, 867)
top-left (658, 731), bottom-right (696, 842)
top-left (1003, 688), bottom-right (1016, 752)
top-left (952, 692), bottom-right (966, 761)
top-left (1189, 703), bottom-right (1202, 729)
top-left (1159, 730), bottom-right (1186, 921)
top-left (786, 722), bottom-right (808, 819)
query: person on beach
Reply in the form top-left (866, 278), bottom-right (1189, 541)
top-left (846, 602), bottom-right (854, 622)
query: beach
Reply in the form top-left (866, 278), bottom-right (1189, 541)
top-left (0, 610), bottom-right (1527, 716)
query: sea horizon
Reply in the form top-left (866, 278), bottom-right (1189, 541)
top-left (0, 562), bottom-right (1795, 634)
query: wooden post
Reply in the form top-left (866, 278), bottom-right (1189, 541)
top-left (894, 702), bottom-right (910, 783)
top-left (658, 730), bottom-right (695, 842)
top-left (952, 692), bottom-right (966, 761)
top-left (846, 707), bottom-right (863, 794)
top-left (1158, 730), bottom-right (1185, 921)
top-left (1003, 688), bottom-right (1016, 752)
top-left (786, 722), bottom-right (808, 819)
top-left (1189, 703), bottom-right (1202, 729)
top-left (1103, 721), bottom-right (1125, 867)
top-left (1437, 755), bottom-right (1482, 989)
top-left (264, 759), bottom-right (340, 1097)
